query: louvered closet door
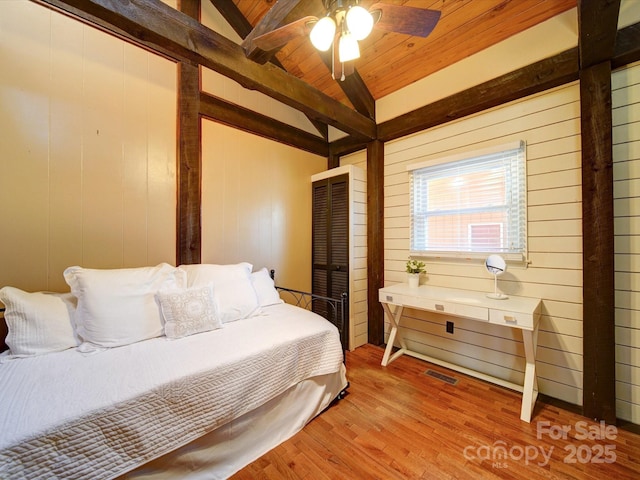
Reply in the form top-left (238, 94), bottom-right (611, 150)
top-left (312, 174), bottom-right (349, 345)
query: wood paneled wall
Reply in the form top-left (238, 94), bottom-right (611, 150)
top-left (340, 155), bottom-right (369, 349)
top-left (351, 164), bottom-right (368, 349)
top-left (200, 120), bottom-right (326, 291)
top-left (613, 61), bottom-right (640, 423)
top-left (0, 0), bottom-right (326, 299)
top-left (0, 0), bottom-right (177, 292)
top-left (381, 83), bottom-right (584, 405)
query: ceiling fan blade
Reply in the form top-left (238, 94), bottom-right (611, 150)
top-left (253, 16), bottom-right (318, 52)
top-left (370, 3), bottom-right (441, 37)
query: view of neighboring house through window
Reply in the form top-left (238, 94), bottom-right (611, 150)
top-left (409, 141), bottom-right (527, 261)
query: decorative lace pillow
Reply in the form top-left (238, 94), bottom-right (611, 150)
top-left (157, 285), bottom-right (222, 339)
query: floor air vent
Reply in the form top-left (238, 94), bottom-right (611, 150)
top-left (425, 369), bottom-right (458, 385)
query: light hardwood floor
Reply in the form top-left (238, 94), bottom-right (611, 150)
top-left (232, 344), bottom-right (640, 479)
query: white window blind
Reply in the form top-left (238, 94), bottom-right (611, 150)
top-left (409, 141), bottom-right (527, 260)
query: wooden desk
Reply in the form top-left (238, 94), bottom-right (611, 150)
top-left (379, 283), bottom-right (541, 422)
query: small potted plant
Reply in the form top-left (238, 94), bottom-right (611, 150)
top-left (406, 258), bottom-right (426, 288)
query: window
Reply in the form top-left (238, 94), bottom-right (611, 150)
top-left (409, 141), bottom-right (526, 261)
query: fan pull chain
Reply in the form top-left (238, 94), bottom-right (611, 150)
top-left (331, 41), bottom-right (336, 80)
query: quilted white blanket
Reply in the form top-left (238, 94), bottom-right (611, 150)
top-left (0, 303), bottom-right (344, 480)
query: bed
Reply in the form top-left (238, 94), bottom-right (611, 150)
top-left (0, 263), bottom-right (348, 480)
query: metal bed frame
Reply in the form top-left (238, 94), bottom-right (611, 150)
top-left (270, 270), bottom-right (348, 358)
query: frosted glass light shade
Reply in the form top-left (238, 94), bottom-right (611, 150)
top-left (310, 16), bottom-right (336, 51)
top-left (346, 5), bottom-right (374, 41)
top-left (339, 33), bottom-right (360, 62)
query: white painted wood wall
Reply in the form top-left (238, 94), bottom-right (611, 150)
top-left (340, 156), bottom-right (369, 349)
top-left (381, 83), bottom-right (584, 406)
top-left (351, 164), bottom-right (369, 349)
top-left (0, 0), bottom-right (177, 292)
top-left (613, 61), bottom-right (640, 424)
top-left (0, 0), bottom-right (327, 298)
top-left (200, 120), bottom-right (326, 291)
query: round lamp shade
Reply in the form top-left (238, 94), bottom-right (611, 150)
top-left (346, 5), bottom-right (374, 41)
top-left (310, 16), bottom-right (336, 51)
top-left (338, 32), bottom-right (360, 62)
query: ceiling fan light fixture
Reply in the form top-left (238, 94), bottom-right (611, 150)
top-left (345, 5), bottom-right (373, 41)
top-left (310, 16), bottom-right (336, 52)
top-left (338, 32), bottom-right (360, 62)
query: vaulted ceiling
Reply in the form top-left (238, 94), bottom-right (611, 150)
top-left (216, 0), bottom-right (577, 109)
top-left (36, 0), bottom-right (636, 146)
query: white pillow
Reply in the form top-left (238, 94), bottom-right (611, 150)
top-left (178, 263), bottom-right (259, 323)
top-left (0, 287), bottom-right (78, 356)
top-left (251, 268), bottom-right (283, 307)
top-left (157, 285), bottom-right (222, 339)
top-left (179, 262), bottom-right (253, 287)
top-left (64, 263), bottom-right (186, 349)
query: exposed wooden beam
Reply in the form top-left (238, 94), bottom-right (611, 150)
top-left (179, 0), bottom-right (199, 23)
top-left (328, 151), bottom-right (340, 169)
top-left (377, 48), bottom-right (579, 143)
top-left (613, 22), bottom-right (640, 69)
top-left (177, 62), bottom-right (202, 266)
top-left (580, 61), bottom-right (616, 425)
top-left (578, 0), bottom-right (620, 424)
top-left (339, 69), bottom-right (375, 120)
top-left (37, 0), bottom-right (376, 140)
top-left (374, 20), bottom-right (640, 144)
top-left (319, 50), bottom-right (376, 120)
top-left (200, 92), bottom-right (328, 157)
top-left (312, 116), bottom-right (329, 141)
top-left (176, 0), bottom-right (202, 266)
top-left (367, 140), bottom-right (384, 345)
top-left (329, 136), bottom-right (368, 157)
top-left (210, 0), bottom-right (328, 140)
top-left (208, 0), bottom-right (253, 38)
top-left (578, 0), bottom-right (621, 69)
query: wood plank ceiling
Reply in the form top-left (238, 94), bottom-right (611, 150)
top-left (225, 0), bottom-right (578, 109)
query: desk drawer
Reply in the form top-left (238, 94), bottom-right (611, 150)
top-left (410, 297), bottom-right (454, 314)
top-left (380, 291), bottom-right (404, 305)
top-left (380, 292), bottom-right (487, 320)
top-left (489, 309), bottom-right (533, 329)
top-left (380, 291), bottom-right (453, 314)
top-left (455, 304), bottom-right (489, 322)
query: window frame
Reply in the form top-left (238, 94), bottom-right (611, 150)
top-left (407, 141), bottom-right (527, 263)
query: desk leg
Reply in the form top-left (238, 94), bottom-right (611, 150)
top-left (381, 303), bottom-right (405, 366)
top-left (520, 327), bottom-right (539, 422)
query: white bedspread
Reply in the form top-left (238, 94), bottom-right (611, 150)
top-left (0, 303), bottom-right (344, 480)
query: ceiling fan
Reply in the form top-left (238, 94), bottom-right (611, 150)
top-left (251, 0), bottom-right (441, 81)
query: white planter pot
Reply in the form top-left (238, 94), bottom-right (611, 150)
top-left (408, 273), bottom-right (420, 288)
